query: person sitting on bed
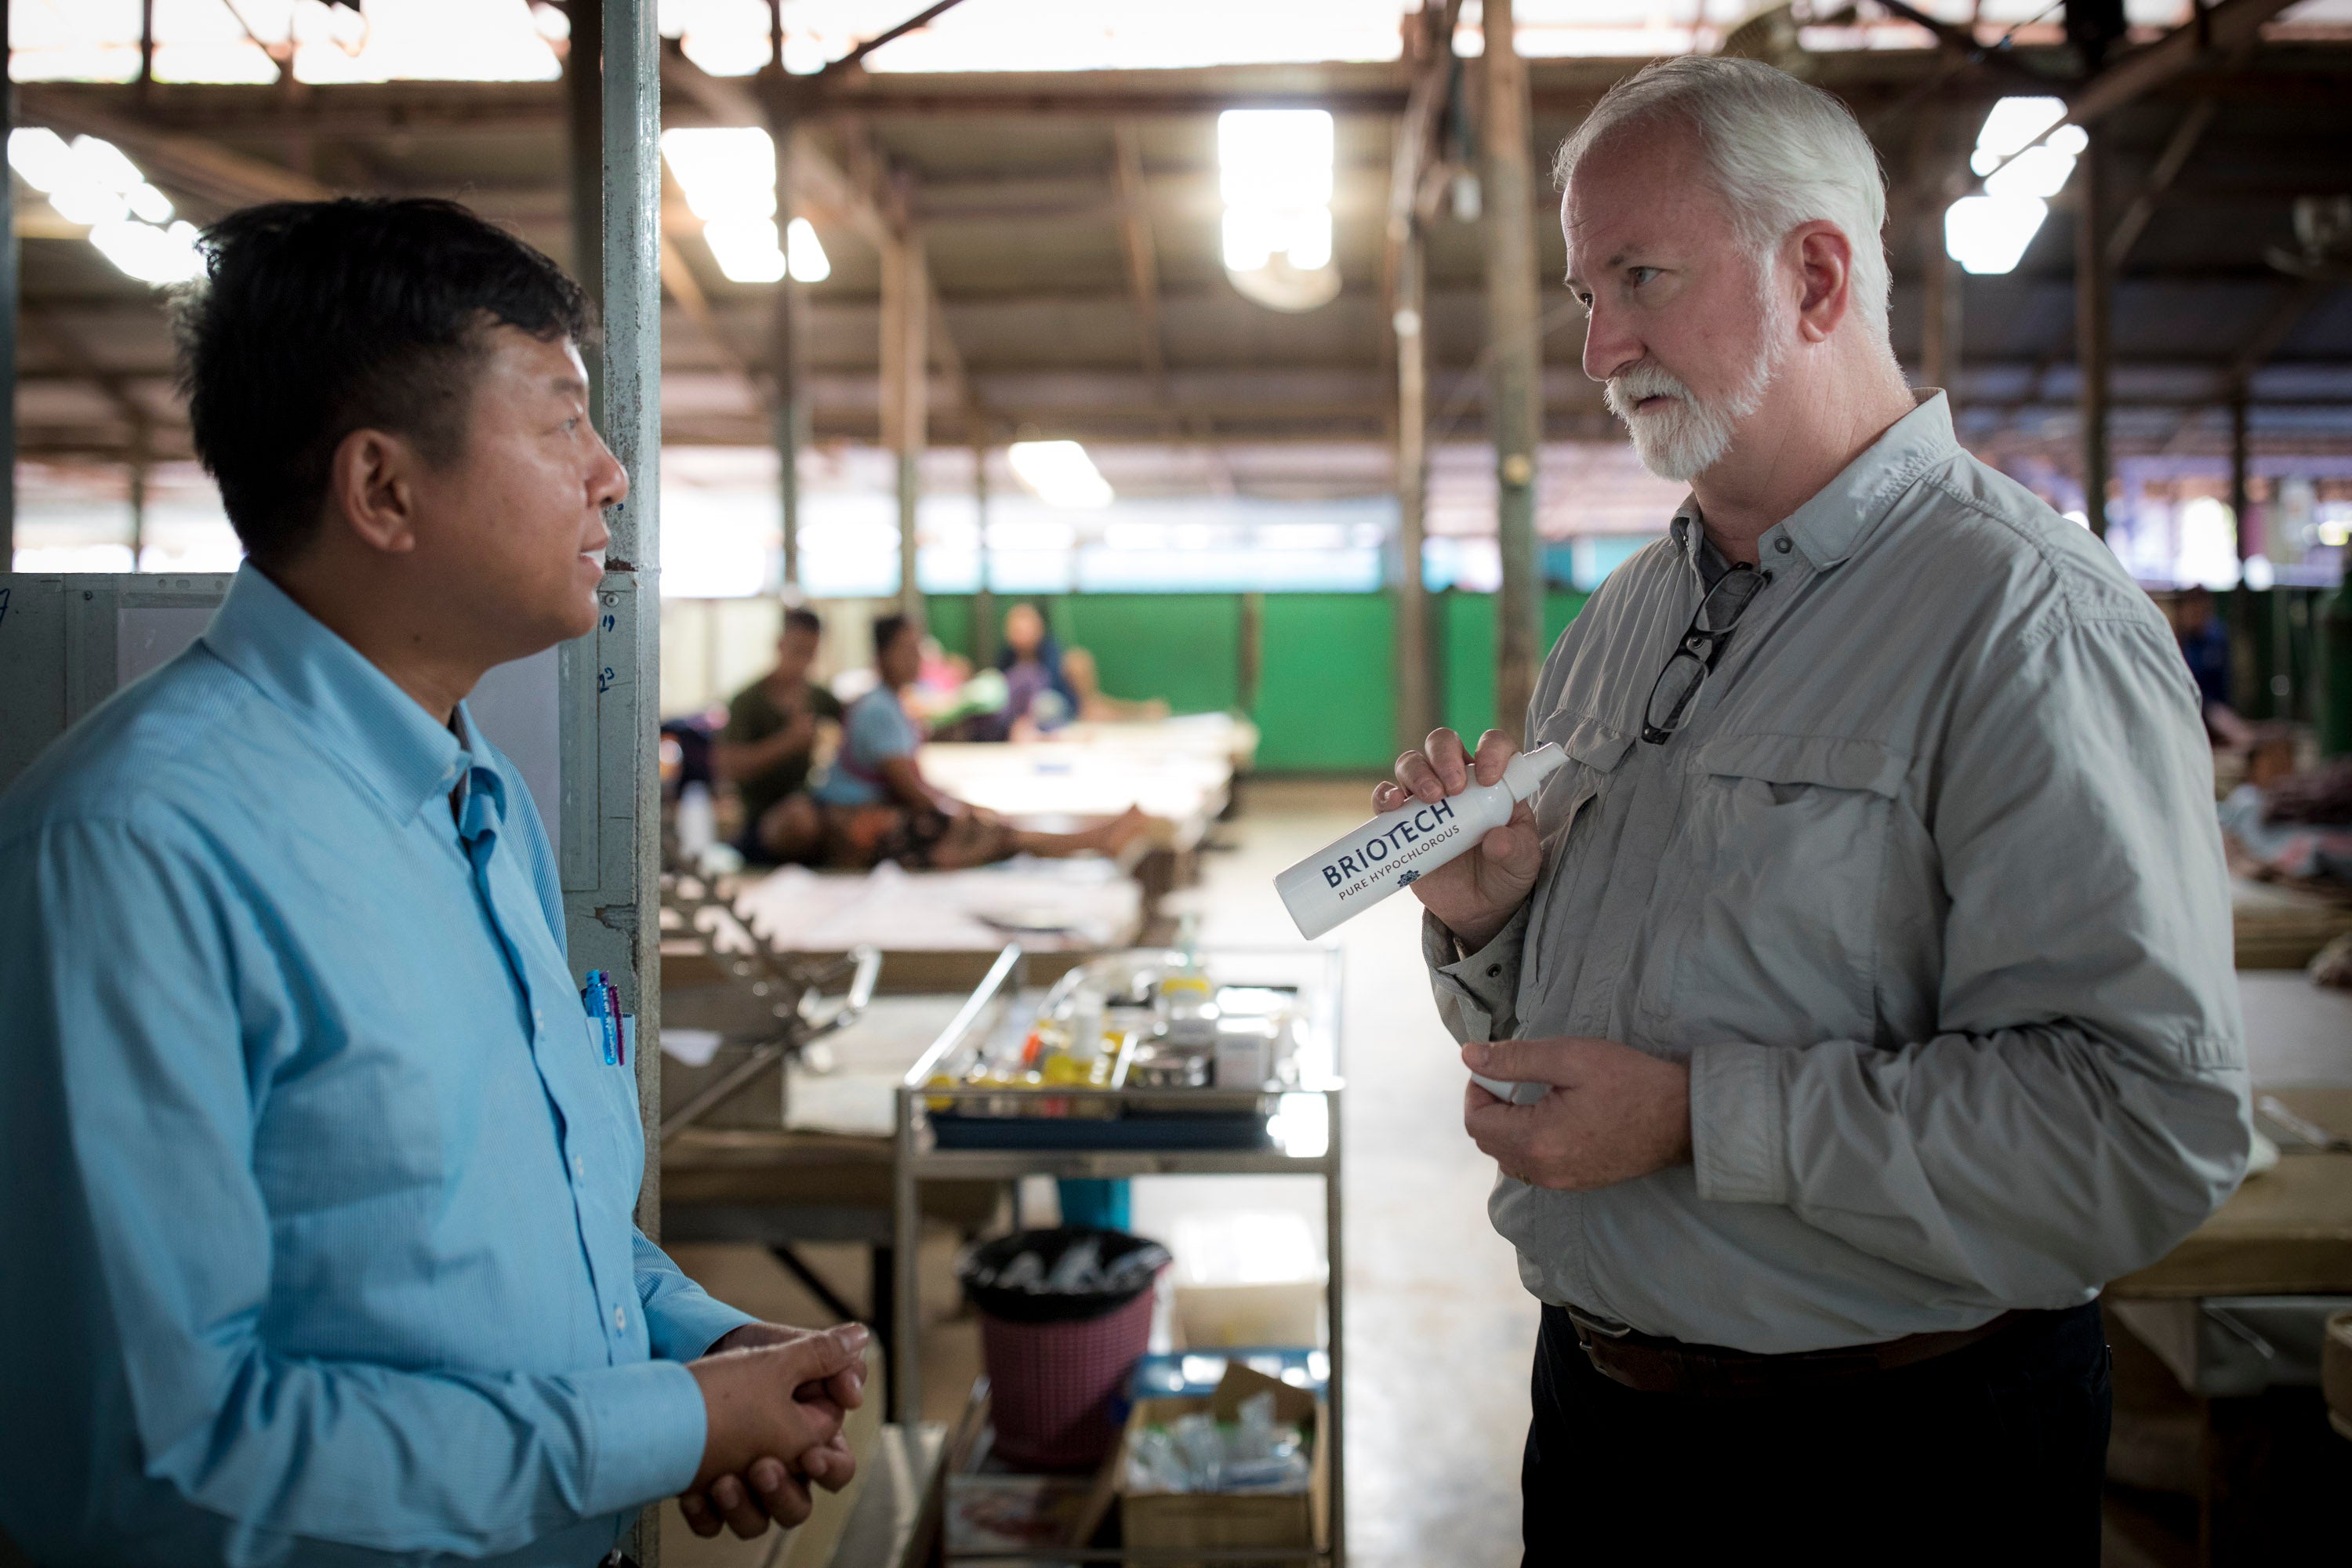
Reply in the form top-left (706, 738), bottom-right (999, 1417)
top-left (713, 606), bottom-right (844, 864)
top-left (777, 613), bottom-right (1150, 869)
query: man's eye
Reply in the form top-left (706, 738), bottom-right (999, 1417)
top-left (1628, 267), bottom-right (1659, 287)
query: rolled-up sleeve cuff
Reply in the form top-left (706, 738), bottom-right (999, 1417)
top-left (1425, 905), bottom-right (1530, 1041)
top-left (1690, 1042), bottom-right (1788, 1205)
top-left (644, 1290), bottom-right (761, 1363)
top-left (576, 1358), bottom-right (708, 1517)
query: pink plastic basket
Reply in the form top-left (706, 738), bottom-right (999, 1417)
top-left (978, 1284), bottom-right (1158, 1470)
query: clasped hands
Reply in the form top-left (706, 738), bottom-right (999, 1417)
top-left (680, 1320), bottom-right (870, 1540)
top-left (1381, 726), bottom-right (1693, 1192)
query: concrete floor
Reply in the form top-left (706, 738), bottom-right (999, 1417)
top-left (664, 778), bottom-right (2352, 1568)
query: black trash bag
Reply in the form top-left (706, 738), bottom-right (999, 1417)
top-left (956, 1226), bottom-right (1171, 1326)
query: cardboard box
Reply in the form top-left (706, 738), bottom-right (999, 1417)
top-left (1116, 1365), bottom-right (1328, 1564)
top-left (1173, 1280), bottom-right (1323, 1349)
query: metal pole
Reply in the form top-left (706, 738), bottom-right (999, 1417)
top-left (554, 9), bottom-right (664, 1561)
top-left (0, 0), bottom-right (16, 568)
top-left (880, 234), bottom-right (928, 619)
top-left (765, 69), bottom-right (804, 592)
top-left (1481, 0), bottom-right (1543, 745)
top-left (1393, 223), bottom-right (1434, 752)
top-left (564, 0), bottom-right (605, 434)
top-left (127, 421), bottom-right (149, 571)
top-left (2075, 129), bottom-right (2111, 539)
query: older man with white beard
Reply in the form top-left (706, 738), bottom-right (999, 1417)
top-left (1377, 57), bottom-right (2248, 1563)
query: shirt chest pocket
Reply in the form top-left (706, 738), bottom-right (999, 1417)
top-left (1523, 715), bottom-right (1636, 995)
top-left (1647, 732), bottom-right (1908, 1044)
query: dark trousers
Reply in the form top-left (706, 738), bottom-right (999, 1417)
top-left (1523, 1300), bottom-right (2111, 1566)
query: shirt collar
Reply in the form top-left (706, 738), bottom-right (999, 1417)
top-left (200, 564), bottom-right (468, 823)
top-left (1667, 390), bottom-right (1958, 575)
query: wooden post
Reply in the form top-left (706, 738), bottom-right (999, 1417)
top-left (880, 234), bottom-right (929, 619)
top-left (0, 0), bottom-right (16, 565)
top-left (972, 439), bottom-right (997, 666)
top-left (2076, 128), bottom-right (2111, 538)
top-left (1482, 0), bottom-right (1543, 744)
top-left (1394, 223), bottom-right (1435, 751)
top-left (1921, 205), bottom-right (1962, 422)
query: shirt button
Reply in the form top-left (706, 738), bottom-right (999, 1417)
top-left (614, 1305), bottom-right (627, 1331)
top-left (1773, 536), bottom-right (1793, 554)
top-left (1487, 964), bottom-right (1503, 978)
top-left (573, 1154), bottom-right (586, 1178)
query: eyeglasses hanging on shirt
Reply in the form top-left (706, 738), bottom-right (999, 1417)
top-left (1640, 561), bottom-right (1771, 745)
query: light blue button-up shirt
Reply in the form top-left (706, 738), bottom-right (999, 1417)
top-left (0, 566), bottom-right (753, 1566)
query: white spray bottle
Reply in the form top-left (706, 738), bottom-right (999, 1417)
top-left (1273, 744), bottom-right (1566, 1104)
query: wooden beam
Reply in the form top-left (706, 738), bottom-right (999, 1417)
top-left (2107, 96), bottom-right (2219, 269)
top-left (2226, 277), bottom-right (2336, 390)
top-left (24, 92), bottom-right (332, 212)
top-left (2068, 0), bottom-right (2302, 125)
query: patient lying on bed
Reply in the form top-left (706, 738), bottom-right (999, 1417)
top-left (775, 612), bottom-right (1150, 871)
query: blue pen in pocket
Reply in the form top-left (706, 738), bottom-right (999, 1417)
top-left (583, 971), bottom-right (619, 1065)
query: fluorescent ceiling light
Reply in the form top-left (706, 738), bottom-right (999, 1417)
top-left (1217, 107), bottom-right (1340, 311)
top-left (660, 126), bottom-right (776, 222)
top-left (10, 127), bottom-right (201, 285)
top-left (1218, 109), bottom-right (1334, 210)
top-left (1007, 441), bottom-right (1114, 510)
top-left (7, 127), bottom-right (77, 192)
top-left (703, 216), bottom-right (788, 283)
top-left (1982, 142), bottom-right (2079, 202)
top-left (1974, 96), bottom-right (2067, 162)
top-left (1944, 194), bottom-right (2049, 275)
top-left (786, 216), bottom-right (829, 282)
top-left (87, 219), bottom-right (206, 285)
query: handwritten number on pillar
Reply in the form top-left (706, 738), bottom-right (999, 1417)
top-left (597, 666), bottom-right (615, 694)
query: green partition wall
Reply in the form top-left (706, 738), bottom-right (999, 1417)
top-left (1251, 593), bottom-right (1397, 771)
top-left (1437, 590), bottom-right (1588, 741)
top-left (915, 590), bottom-right (1583, 771)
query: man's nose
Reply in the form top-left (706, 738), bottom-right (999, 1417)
top-left (1581, 301), bottom-right (1642, 385)
top-left (589, 430), bottom-right (630, 512)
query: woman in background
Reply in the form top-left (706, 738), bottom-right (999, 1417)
top-left (983, 601), bottom-right (1081, 739)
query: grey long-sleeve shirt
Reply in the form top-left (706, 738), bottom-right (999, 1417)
top-left (1428, 392), bottom-right (2249, 1355)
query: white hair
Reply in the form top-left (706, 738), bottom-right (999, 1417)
top-left (1552, 56), bottom-right (1894, 352)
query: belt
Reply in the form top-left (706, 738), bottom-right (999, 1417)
top-left (1570, 1307), bottom-right (2052, 1399)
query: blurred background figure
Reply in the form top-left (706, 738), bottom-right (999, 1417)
top-left (2172, 586), bottom-right (2256, 753)
top-left (713, 606), bottom-right (844, 865)
top-left (789, 614), bottom-right (1149, 868)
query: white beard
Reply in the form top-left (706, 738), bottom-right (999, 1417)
top-left (1604, 325), bottom-right (1783, 483)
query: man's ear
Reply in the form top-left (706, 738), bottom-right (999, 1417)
top-left (1791, 221), bottom-right (1856, 343)
top-left (325, 427), bottom-right (424, 557)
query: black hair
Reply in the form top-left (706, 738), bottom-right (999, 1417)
top-left (173, 198), bottom-right (593, 564)
top-left (783, 607), bottom-right (824, 638)
top-left (873, 613), bottom-right (918, 663)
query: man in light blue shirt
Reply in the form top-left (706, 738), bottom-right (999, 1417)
top-left (0, 200), bottom-right (862, 1565)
